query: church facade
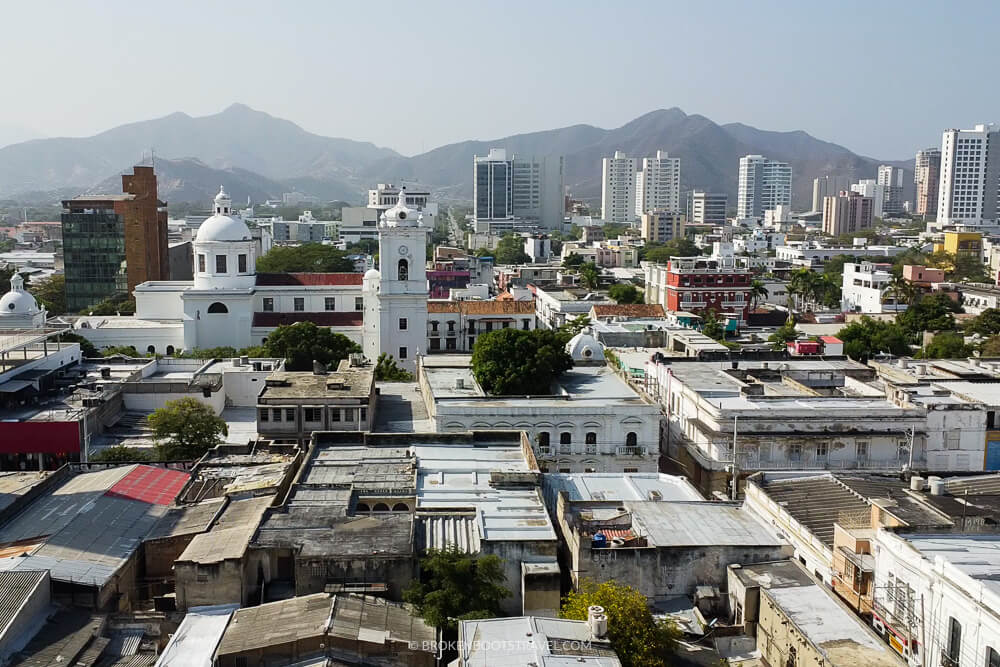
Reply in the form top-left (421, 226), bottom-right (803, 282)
top-left (39, 187), bottom-right (428, 369)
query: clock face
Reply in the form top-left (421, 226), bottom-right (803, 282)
top-left (398, 245), bottom-right (409, 255)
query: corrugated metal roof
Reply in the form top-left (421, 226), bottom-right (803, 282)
top-left (0, 570), bottom-right (47, 638)
top-left (216, 594), bottom-right (333, 656)
top-left (418, 515), bottom-right (480, 553)
top-left (627, 501), bottom-right (784, 548)
top-left (154, 604), bottom-right (238, 667)
top-left (106, 466), bottom-right (189, 506)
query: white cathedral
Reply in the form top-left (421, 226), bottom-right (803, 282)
top-left (4, 186), bottom-right (430, 372)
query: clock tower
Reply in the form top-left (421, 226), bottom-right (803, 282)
top-left (362, 187), bottom-right (429, 373)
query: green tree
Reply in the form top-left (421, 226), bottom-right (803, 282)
top-left (91, 445), bottom-right (152, 463)
top-left (921, 332), bottom-right (973, 359)
top-left (179, 346), bottom-right (241, 359)
top-left (471, 328), bottom-right (573, 395)
top-left (642, 238), bottom-right (700, 263)
top-left (896, 293), bottom-right (961, 338)
top-left (965, 308), bottom-right (1000, 337)
top-left (493, 233), bottom-right (531, 265)
top-left (561, 579), bottom-right (679, 667)
top-left (822, 254), bottom-right (859, 277)
top-left (374, 353), bottom-right (414, 381)
top-left (749, 279), bottom-right (769, 310)
top-left (148, 397), bottom-right (227, 460)
top-left (84, 293), bottom-right (135, 315)
top-left (981, 335), bottom-right (1000, 357)
top-left (950, 252), bottom-right (989, 283)
top-left (256, 243), bottom-right (355, 272)
top-left (102, 345), bottom-right (142, 357)
top-left (768, 317), bottom-right (798, 351)
top-left (59, 331), bottom-right (98, 357)
top-left (561, 313), bottom-right (592, 336)
top-left (261, 322), bottom-right (361, 371)
top-left (700, 310), bottom-right (726, 341)
top-left (885, 274), bottom-right (915, 310)
top-left (345, 239), bottom-right (379, 256)
top-left (562, 252), bottom-right (585, 269)
top-left (30, 274), bottom-right (65, 315)
top-left (403, 547), bottom-right (510, 632)
top-left (836, 316), bottom-right (910, 361)
top-left (578, 262), bottom-right (601, 290)
top-left (608, 283), bottom-right (643, 304)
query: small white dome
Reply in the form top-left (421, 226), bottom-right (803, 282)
top-left (196, 213), bottom-right (252, 243)
top-left (364, 268), bottom-right (381, 281)
top-left (566, 332), bottom-right (604, 363)
top-left (0, 276), bottom-right (39, 315)
top-left (215, 185), bottom-right (231, 204)
top-left (380, 187), bottom-right (421, 228)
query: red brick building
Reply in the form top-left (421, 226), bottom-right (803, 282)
top-left (644, 256), bottom-right (752, 324)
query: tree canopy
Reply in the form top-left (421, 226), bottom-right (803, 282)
top-left (768, 317), bottom-right (798, 351)
top-left (83, 293), bottom-right (135, 315)
top-left (493, 234), bottom-right (530, 265)
top-left (982, 335), bottom-right (1000, 357)
top-left (836, 316), bottom-right (910, 361)
top-left (374, 353), bottom-right (414, 381)
top-left (260, 322), bottom-right (361, 371)
top-left (562, 252), bottom-right (585, 269)
top-left (578, 262), bottom-right (601, 289)
top-left (148, 397), bottom-right (227, 460)
top-left (90, 445), bottom-right (152, 463)
top-left (896, 293), bottom-right (962, 338)
top-left (403, 547), bottom-right (510, 632)
top-left (256, 243), bottom-right (355, 273)
top-left (642, 238), bottom-right (700, 263)
top-left (964, 308), bottom-right (1000, 337)
top-left (562, 579), bottom-right (679, 667)
top-left (59, 331), bottom-right (97, 358)
top-left (471, 328), bottom-right (573, 395)
top-left (920, 332), bottom-right (974, 359)
top-left (30, 275), bottom-right (66, 315)
top-left (608, 283), bottom-right (643, 304)
top-left (700, 310), bottom-right (726, 341)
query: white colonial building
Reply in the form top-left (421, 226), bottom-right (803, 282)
top-left (58, 187), bottom-right (426, 365)
top-left (0, 274), bottom-right (47, 329)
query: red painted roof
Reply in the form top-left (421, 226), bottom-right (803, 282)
top-left (255, 273), bottom-right (363, 286)
top-left (252, 312), bottom-right (364, 328)
top-left (106, 465), bottom-right (189, 506)
top-left (820, 336), bottom-right (842, 343)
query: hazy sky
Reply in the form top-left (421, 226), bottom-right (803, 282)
top-left (2, 0), bottom-right (996, 159)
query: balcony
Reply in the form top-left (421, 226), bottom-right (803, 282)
top-left (616, 446), bottom-right (647, 457)
top-left (537, 446), bottom-right (552, 456)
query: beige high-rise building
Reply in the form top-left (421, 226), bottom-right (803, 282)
top-left (640, 210), bottom-right (684, 243)
top-left (823, 191), bottom-right (873, 237)
top-left (914, 148), bottom-right (941, 217)
top-left (811, 175), bottom-right (851, 213)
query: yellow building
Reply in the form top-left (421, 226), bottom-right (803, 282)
top-left (934, 231), bottom-right (982, 257)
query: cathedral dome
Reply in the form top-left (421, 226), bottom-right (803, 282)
top-left (364, 268), bottom-right (381, 281)
top-left (0, 274), bottom-right (39, 315)
top-left (197, 186), bottom-right (251, 242)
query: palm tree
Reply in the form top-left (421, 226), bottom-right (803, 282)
top-left (884, 275), bottom-right (914, 312)
top-left (749, 279), bottom-right (769, 311)
top-left (579, 262), bottom-right (601, 290)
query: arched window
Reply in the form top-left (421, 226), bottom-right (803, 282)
top-left (586, 432), bottom-right (597, 445)
top-left (537, 432), bottom-right (550, 448)
top-left (626, 432), bottom-right (638, 447)
top-left (560, 432), bottom-right (572, 445)
top-left (355, 502), bottom-right (370, 513)
top-left (373, 502), bottom-right (390, 512)
top-left (392, 502), bottom-right (409, 512)
top-left (398, 258), bottom-right (408, 281)
top-left (207, 302), bottom-right (228, 314)
top-left (165, 345), bottom-right (175, 356)
top-left (147, 345), bottom-right (156, 355)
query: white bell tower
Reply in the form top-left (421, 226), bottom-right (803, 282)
top-left (362, 187), bottom-right (428, 372)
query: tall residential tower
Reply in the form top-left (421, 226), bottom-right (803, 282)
top-left (635, 150), bottom-right (681, 216)
top-left (737, 155), bottom-right (792, 219)
top-left (914, 148), bottom-right (941, 217)
top-left (937, 124), bottom-right (1000, 227)
top-left (601, 151), bottom-right (639, 223)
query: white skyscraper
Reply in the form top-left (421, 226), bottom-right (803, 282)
top-left (877, 165), bottom-right (905, 217)
top-left (851, 179), bottom-right (886, 219)
top-left (635, 150), bottom-right (681, 216)
top-left (737, 155), bottom-right (792, 219)
top-left (937, 124), bottom-right (1000, 226)
top-left (601, 151), bottom-right (639, 223)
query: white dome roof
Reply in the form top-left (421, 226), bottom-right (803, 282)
top-left (566, 332), bottom-right (604, 363)
top-left (364, 268), bottom-right (381, 280)
top-left (0, 275), bottom-right (39, 315)
top-left (380, 187), bottom-right (422, 228)
top-left (196, 214), bottom-right (252, 242)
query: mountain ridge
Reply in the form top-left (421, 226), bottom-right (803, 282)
top-left (0, 105), bottom-right (914, 208)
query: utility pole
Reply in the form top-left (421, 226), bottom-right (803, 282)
top-left (731, 415), bottom-right (739, 501)
top-left (907, 425), bottom-right (916, 470)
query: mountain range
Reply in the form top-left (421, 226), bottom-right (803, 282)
top-left (0, 104), bottom-right (913, 209)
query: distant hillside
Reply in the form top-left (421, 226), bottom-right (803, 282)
top-left (0, 104), bottom-right (399, 198)
top-left (366, 108), bottom-right (914, 208)
top-left (0, 105), bottom-right (914, 209)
